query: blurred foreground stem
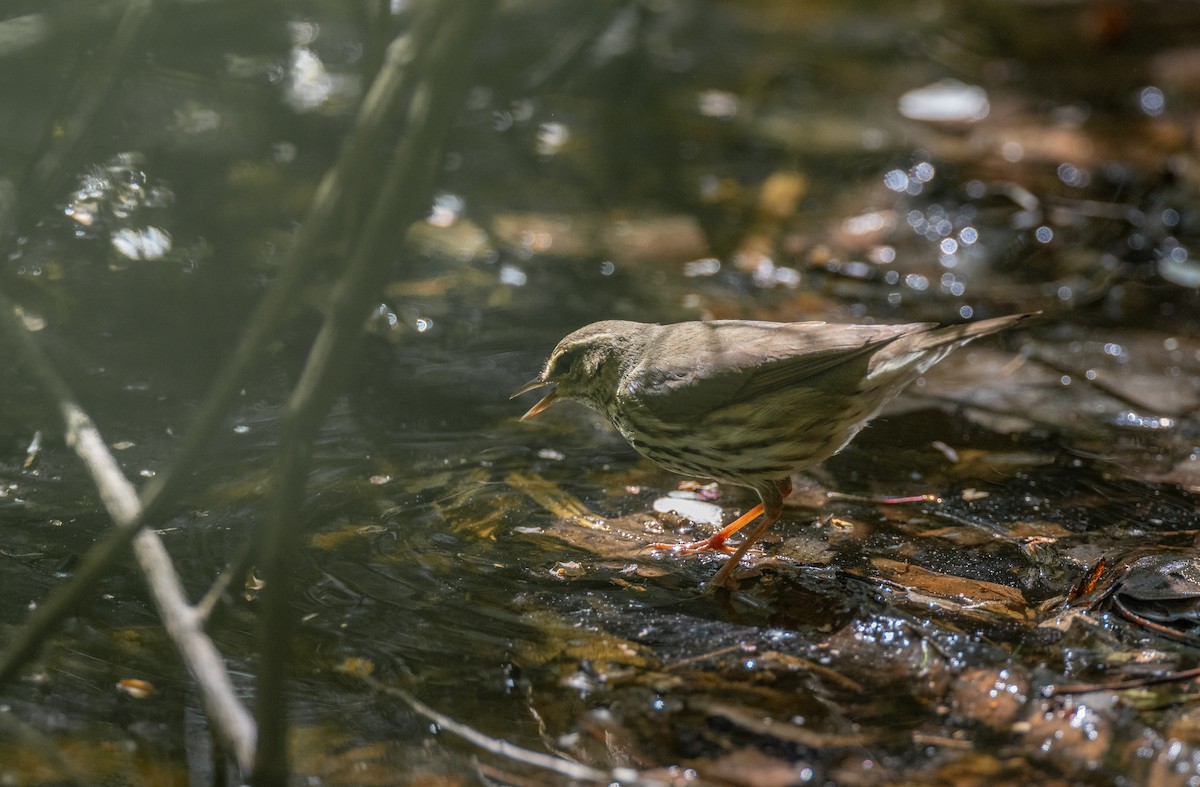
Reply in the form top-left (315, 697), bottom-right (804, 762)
top-left (251, 2), bottom-right (495, 781)
top-left (0, 0), bottom-right (494, 780)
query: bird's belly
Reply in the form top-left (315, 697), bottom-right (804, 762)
top-left (613, 396), bottom-right (875, 486)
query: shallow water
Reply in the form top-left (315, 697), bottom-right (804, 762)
top-left (1, 0), bottom-right (1200, 784)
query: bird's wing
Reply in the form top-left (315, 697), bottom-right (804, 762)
top-left (622, 321), bottom-right (930, 424)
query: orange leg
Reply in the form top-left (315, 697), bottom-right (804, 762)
top-left (711, 508), bottom-right (781, 587)
top-left (646, 478), bottom-right (793, 584)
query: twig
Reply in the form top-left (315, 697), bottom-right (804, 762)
top-left (132, 531), bottom-right (256, 767)
top-left (195, 536), bottom-right (259, 624)
top-left (251, 2), bottom-right (497, 780)
top-left (1112, 595), bottom-right (1200, 648)
top-left (0, 293), bottom-right (257, 772)
top-left (124, 0), bottom-right (476, 526)
top-left (1046, 665), bottom-right (1200, 696)
top-left (1, 0), bottom-right (495, 781)
top-left (0, 297), bottom-right (145, 686)
top-left (0, 0), bottom-right (250, 711)
top-left (360, 675), bottom-right (622, 784)
top-left (0, 0), bottom-right (426, 704)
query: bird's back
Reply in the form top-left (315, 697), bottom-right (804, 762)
top-left (607, 315), bottom-right (1031, 489)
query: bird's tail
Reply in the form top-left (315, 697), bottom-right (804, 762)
top-left (916, 312), bottom-right (1038, 348)
top-left (869, 311), bottom-right (1038, 378)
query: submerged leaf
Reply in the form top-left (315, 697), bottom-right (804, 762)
top-left (868, 557), bottom-right (1034, 623)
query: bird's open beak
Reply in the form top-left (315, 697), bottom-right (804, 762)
top-left (511, 378), bottom-right (558, 420)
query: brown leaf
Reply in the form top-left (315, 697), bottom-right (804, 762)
top-left (699, 747), bottom-right (817, 787)
top-left (869, 557), bottom-right (1033, 623)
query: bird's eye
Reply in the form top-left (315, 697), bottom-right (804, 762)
top-left (549, 345), bottom-right (582, 379)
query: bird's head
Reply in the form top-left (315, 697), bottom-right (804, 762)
top-left (512, 320), bottom-right (647, 420)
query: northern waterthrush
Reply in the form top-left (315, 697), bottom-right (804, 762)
top-left (515, 314), bottom-right (1033, 586)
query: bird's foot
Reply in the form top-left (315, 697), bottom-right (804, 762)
top-left (645, 533), bottom-right (737, 555)
top-left (711, 560), bottom-right (764, 589)
top-left (645, 502), bottom-right (768, 557)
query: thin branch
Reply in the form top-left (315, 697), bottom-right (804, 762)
top-left (131, 530), bottom-right (257, 769)
top-left (251, 2), bottom-right (497, 779)
top-left (2, 0), bottom-right (494, 780)
top-left (0, 293), bottom-right (257, 772)
top-left (1045, 663), bottom-right (1200, 696)
top-left (0, 0), bottom-right (426, 693)
top-left (0, 297), bottom-right (144, 685)
top-left (196, 536), bottom-right (258, 624)
top-left (360, 675), bottom-right (620, 785)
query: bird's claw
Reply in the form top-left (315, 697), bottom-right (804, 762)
top-left (644, 535), bottom-right (736, 555)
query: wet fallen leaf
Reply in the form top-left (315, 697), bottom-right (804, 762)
top-left (698, 747), bottom-right (816, 787)
top-left (929, 752), bottom-right (1040, 787)
top-left (1067, 558), bottom-right (1107, 604)
top-left (512, 608), bottom-right (654, 672)
top-left (774, 534), bottom-right (837, 566)
top-left (491, 211), bottom-right (709, 266)
top-left (309, 523), bottom-right (388, 551)
top-left (916, 526), bottom-right (995, 547)
top-left (115, 678), bottom-right (155, 699)
top-left (868, 557), bottom-right (1034, 623)
top-left (1008, 520), bottom-right (1073, 539)
top-left (335, 657), bottom-right (376, 679)
top-left (289, 726), bottom-right (397, 786)
top-left (506, 471), bottom-right (606, 527)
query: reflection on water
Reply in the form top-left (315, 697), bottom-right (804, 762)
top-left (1, 0), bottom-right (1199, 782)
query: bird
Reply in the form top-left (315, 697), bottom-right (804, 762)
top-left (514, 313), bottom-right (1034, 586)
